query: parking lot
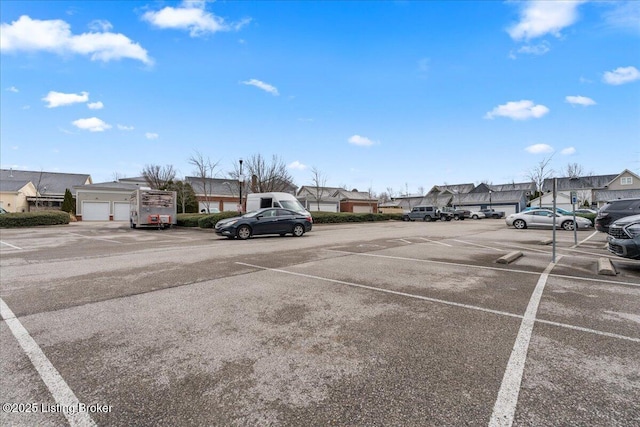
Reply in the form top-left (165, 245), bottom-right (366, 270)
top-left (1, 220), bottom-right (639, 426)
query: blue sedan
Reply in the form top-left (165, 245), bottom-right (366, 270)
top-left (215, 208), bottom-right (313, 240)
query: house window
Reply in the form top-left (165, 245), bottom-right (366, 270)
top-left (621, 177), bottom-right (633, 185)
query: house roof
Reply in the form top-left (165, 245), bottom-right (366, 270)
top-left (0, 179), bottom-right (33, 192)
top-left (332, 189), bottom-right (377, 201)
top-left (593, 189), bottom-right (640, 202)
top-left (428, 183), bottom-right (475, 195)
top-left (184, 177), bottom-right (240, 197)
top-left (0, 169), bottom-right (91, 195)
top-left (75, 181), bottom-right (142, 191)
top-left (488, 182), bottom-right (536, 192)
top-left (297, 186), bottom-right (342, 202)
top-left (542, 174), bottom-right (617, 192)
top-left (456, 190), bottom-right (527, 205)
top-left (605, 169), bottom-right (640, 187)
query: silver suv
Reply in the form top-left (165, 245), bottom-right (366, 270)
top-left (402, 205), bottom-right (452, 222)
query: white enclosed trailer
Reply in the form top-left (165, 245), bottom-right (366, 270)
top-left (245, 192), bottom-right (308, 213)
top-left (129, 189), bottom-right (177, 229)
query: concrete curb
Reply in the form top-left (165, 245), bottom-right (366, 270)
top-left (597, 258), bottom-right (617, 276)
top-left (496, 251), bottom-right (523, 264)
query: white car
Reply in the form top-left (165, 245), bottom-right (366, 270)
top-left (506, 209), bottom-right (592, 231)
top-left (469, 211), bottom-right (485, 219)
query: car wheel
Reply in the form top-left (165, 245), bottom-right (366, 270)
top-left (292, 224), bottom-right (305, 237)
top-left (513, 219), bottom-right (526, 229)
top-left (472, 215), bottom-right (478, 220)
top-left (424, 215), bottom-right (432, 222)
top-left (237, 225), bottom-right (251, 240)
top-left (562, 220), bottom-right (575, 231)
top-left (454, 214), bottom-right (459, 220)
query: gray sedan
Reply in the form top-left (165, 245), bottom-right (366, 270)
top-left (505, 209), bottom-right (592, 231)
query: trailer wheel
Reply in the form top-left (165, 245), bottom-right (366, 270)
top-left (130, 220), bottom-right (136, 229)
top-left (237, 225), bottom-right (252, 240)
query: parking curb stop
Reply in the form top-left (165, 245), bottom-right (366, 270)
top-left (539, 239), bottom-right (552, 245)
top-left (496, 251), bottom-right (523, 264)
top-left (597, 258), bottom-right (617, 276)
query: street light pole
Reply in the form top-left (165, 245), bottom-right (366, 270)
top-left (238, 158), bottom-right (244, 213)
top-left (489, 190), bottom-right (492, 210)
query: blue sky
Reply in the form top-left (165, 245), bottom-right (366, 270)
top-left (1, 0), bottom-right (639, 195)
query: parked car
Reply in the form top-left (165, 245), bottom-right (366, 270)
top-left (469, 210), bottom-right (486, 220)
top-left (595, 198), bottom-right (640, 233)
top-left (402, 205), bottom-right (453, 222)
top-left (505, 209), bottom-right (592, 231)
top-left (441, 207), bottom-right (471, 220)
top-left (480, 208), bottom-right (505, 219)
top-left (607, 214), bottom-right (640, 260)
top-left (0, 207), bottom-right (7, 214)
top-left (214, 208), bottom-right (313, 240)
top-left (522, 206), bottom-right (573, 215)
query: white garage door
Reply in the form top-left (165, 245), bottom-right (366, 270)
top-left (82, 201), bottom-right (110, 221)
top-left (223, 201), bottom-right (239, 212)
top-left (309, 203), bottom-right (338, 212)
top-left (113, 202), bottom-right (130, 221)
top-left (353, 205), bottom-right (373, 213)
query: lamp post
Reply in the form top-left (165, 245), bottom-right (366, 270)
top-left (238, 158), bottom-right (244, 213)
top-left (489, 190), bottom-right (492, 210)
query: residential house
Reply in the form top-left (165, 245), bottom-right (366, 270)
top-left (296, 186), bottom-right (341, 212)
top-left (184, 176), bottom-right (244, 213)
top-left (531, 170), bottom-right (640, 209)
top-left (75, 180), bottom-right (142, 221)
top-left (0, 169), bottom-right (92, 213)
top-left (332, 189), bottom-right (379, 213)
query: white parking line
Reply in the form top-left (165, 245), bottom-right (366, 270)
top-left (417, 237), bottom-right (452, 247)
top-left (0, 298), bottom-right (96, 427)
top-left (1, 241), bottom-right (22, 250)
top-left (489, 259), bottom-right (559, 427)
top-left (66, 232), bottom-right (122, 244)
top-left (236, 261), bottom-right (640, 343)
top-left (453, 239), bottom-right (504, 252)
top-left (493, 242), bottom-right (551, 254)
top-left (573, 230), bottom-right (599, 248)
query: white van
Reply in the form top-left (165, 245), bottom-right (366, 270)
top-left (245, 192), bottom-right (308, 214)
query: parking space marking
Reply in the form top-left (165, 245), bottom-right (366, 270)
top-left (453, 239), bottom-right (504, 252)
top-left (236, 262), bottom-right (523, 319)
top-left (0, 241), bottom-right (22, 250)
top-left (0, 298), bottom-right (96, 427)
top-left (417, 237), bottom-right (452, 247)
top-left (573, 230), bottom-right (599, 248)
top-left (327, 249), bottom-right (640, 288)
top-left (66, 232), bottom-right (123, 244)
top-left (493, 242), bottom-right (551, 254)
top-left (489, 259), bottom-right (559, 427)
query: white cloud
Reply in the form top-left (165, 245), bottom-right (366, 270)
top-left (561, 147), bottom-right (576, 155)
top-left (87, 101), bottom-right (104, 110)
top-left (602, 2), bottom-right (640, 34)
top-left (288, 160), bottom-right (307, 170)
top-left (565, 95), bottom-right (596, 106)
top-left (42, 91), bottom-right (89, 108)
top-left (603, 66), bottom-right (640, 85)
top-left (516, 41), bottom-right (550, 56)
top-left (525, 144), bottom-right (554, 154)
top-left (241, 79), bottom-right (279, 96)
top-left (117, 124), bottom-right (134, 131)
top-left (0, 15), bottom-right (152, 64)
top-left (88, 19), bottom-right (113, 32)
top-left (484, 100), bottom-right (549, 120)
top-left (348, 135), bottom-right (376, 147)
top-left (508, 0), bottom-right (585, 41)
top-left (7, 86), bottom-right (18, 92)
top-left (145, 132), bottom-right (159, 140)
top-left (142, 1), bottom-right (250, 37)
top-left (72, 117), bottom-right (111, 132)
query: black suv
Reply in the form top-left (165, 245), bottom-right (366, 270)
top-left (595, 198), bottom-right (640, 233)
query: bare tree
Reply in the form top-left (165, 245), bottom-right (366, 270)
top-left (112, 171), bottom-right (126, 182)
top-left (565, 162), bottom-right (584, 179)
top-left (417, 186), bottom-right (425, 196)
top-left (385, 187), bottom-right (395, 199)
top-left (189, 151), bottom-right (220, 213)
top-left (310, 166), bottom-right (327, 211)
top-left (33, 170), bottom-right (48, 210)
top-left (527, 156), bottom-right (555, 207)
top-left (367, 186), bottom-right (377, 213)
top-left (142, 164), bottom-right (176, 189)
top-left (243, 154), bottom-right (295, 193)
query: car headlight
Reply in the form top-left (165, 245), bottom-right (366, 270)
top-left (624, 223), bottom-right (640, 238)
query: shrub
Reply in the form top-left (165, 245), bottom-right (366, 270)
top-left (0, 211), bottom-right (70, 228)
top-left (575, 212), bottom-right (596, 225)
top-left (177, 212), bottom-right (240, 228)
top-left (310, 211), bottom-right (403, 224)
